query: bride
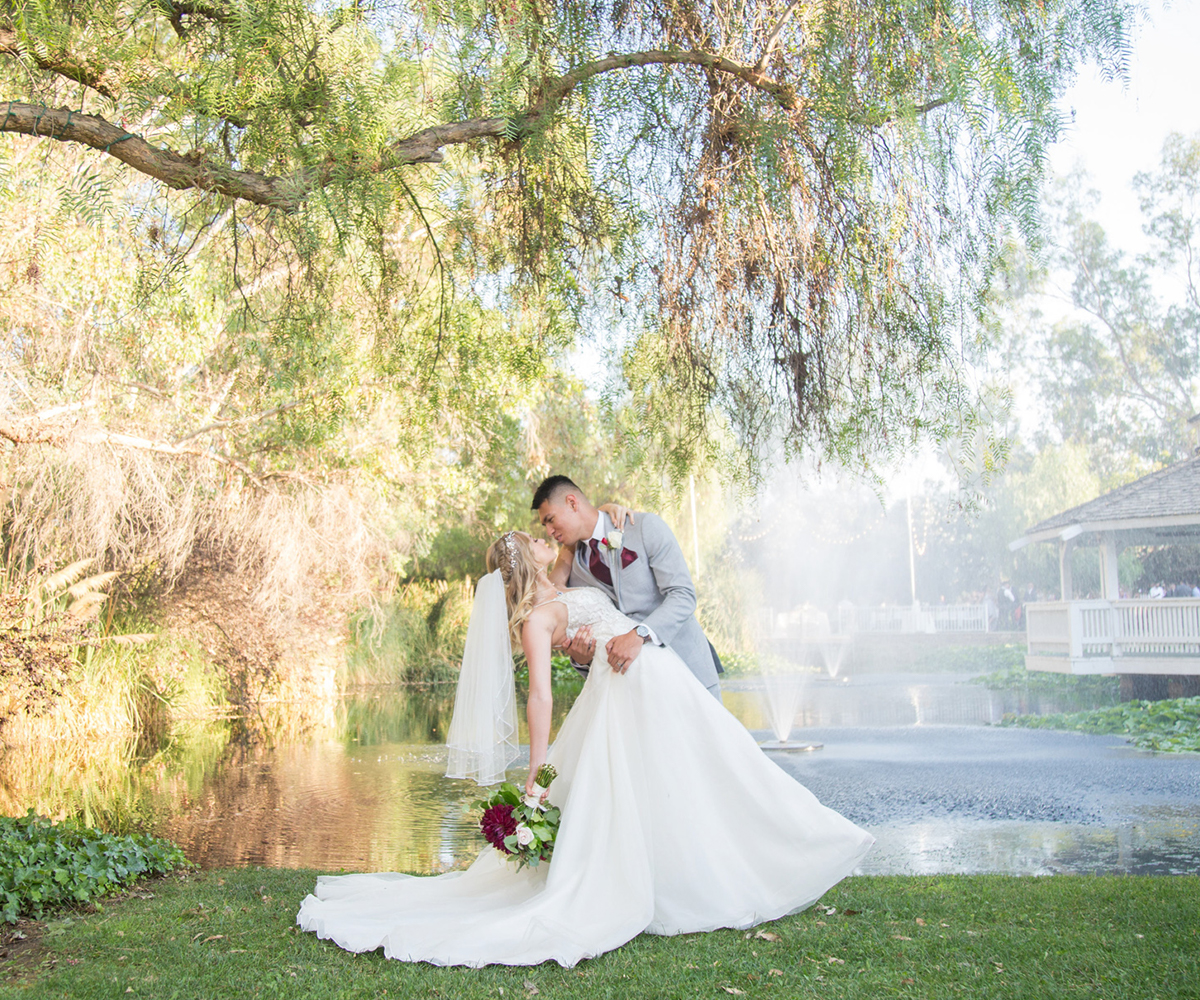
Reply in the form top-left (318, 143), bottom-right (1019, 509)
top-left (296, 530), bottom-right (874, 967)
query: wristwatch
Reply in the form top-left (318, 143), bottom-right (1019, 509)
top-left (635, 624), bottom-right (652, 643)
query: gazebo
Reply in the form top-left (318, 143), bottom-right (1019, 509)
top-left (1009, 455), bottom-right (1200, 690)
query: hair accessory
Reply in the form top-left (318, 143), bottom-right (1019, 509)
top-left (494, 530), bottom-right (518, 581)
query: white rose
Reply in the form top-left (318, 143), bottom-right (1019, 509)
top-left (515, 823), bottom-right (535, 847)
top-left (606, 530), bottom-right (624, 549)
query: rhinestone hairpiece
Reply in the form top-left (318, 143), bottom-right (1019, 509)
top-left (495, 530), bottom-right (518, 581)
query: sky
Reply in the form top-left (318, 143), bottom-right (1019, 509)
top-left (1046, 1), bottom-right (1200, 255)
top-left (888, 2), bottom-right (1200, 500)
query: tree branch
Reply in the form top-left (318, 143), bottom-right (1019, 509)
top-left (538, 49), bottom-right (798, 113)
top-left (0, 25), bottom-right (120, 99)
top-left (0, 414), bottom-right (270, 487)
top-left (0, 48), bottom-right (798, 211)
top-left (754, 0), bottom-right (803, 73)
top-left (174, 401), bottom-right (301, 444)
top-left (0, 101), bottom-right (302, 208)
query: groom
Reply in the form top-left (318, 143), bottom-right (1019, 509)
top-left (533, 475), bottom-right (722, 699)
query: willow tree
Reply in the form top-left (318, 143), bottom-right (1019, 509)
top-left (0, 0), bottom-right (1134, 593)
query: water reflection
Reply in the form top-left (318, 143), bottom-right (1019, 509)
top-left (863, 814), bottom-right (1200, 876)
top-left (3, 673), bottom-right (1197, 877)
top-left (160, 685), bottom-right (577, 872)
top-left (724, 673), bottom-right (1116, 730)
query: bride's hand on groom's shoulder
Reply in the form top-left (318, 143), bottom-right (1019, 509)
top-left (598, 503), bottom-right (635, 531)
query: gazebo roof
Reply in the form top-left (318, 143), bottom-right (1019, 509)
top-left (1011, 454), bottom-right (1200, 549)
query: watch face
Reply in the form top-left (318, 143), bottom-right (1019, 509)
top-left (636, 625), bottom-right (650, 637)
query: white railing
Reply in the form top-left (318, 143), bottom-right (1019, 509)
top-left (761, 602), bottom-right (995, 638)
top-left (1026, 599), bottom-right (1200, 660)
top-left (929, 604), bottom-right (991, 632)
top-left (836, 603), bottom-right (989, 635)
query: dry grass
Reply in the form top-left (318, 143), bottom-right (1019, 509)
top-left (2, 439), bottom-right (404, 622)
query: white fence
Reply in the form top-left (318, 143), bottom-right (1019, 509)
top-left (760, 603), bottom-right (991, 637)
top-left (835, 603), bottom-right (990, 635)
top-left (1026, 599), bottom-right (1200, 660)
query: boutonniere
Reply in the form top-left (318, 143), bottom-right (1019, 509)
top-left (602, 530), bottom-right (624, 551)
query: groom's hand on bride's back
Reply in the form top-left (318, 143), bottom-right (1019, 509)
top-left (562, 625), bottom-right (596, 666)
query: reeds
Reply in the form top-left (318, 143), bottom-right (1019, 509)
top-left (343, 577), bottom-right (474, 686)
top-left (2, 440), bottom-right (407, 622)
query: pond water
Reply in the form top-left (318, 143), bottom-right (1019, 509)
top-left (5, 672), bottom-right (1199, 877)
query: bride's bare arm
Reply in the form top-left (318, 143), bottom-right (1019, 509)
top-left (520, 611), bottom-right (556, 794)
top-left (548, 543), bottom-right (573, 588)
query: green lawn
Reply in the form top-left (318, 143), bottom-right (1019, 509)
top-left (3, 868), bottom-right (1197, 999)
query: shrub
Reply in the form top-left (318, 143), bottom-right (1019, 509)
top-left (1001, 696), bottom-right (1200, 752)
top-left (0, 811), bottom-right (187, 923)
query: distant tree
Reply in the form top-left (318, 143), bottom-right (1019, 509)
top-left (1031, 134), bottom-right (1200, 482)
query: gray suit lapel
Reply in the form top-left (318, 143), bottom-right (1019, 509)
top-left (599, 513), bottom-right (623, 609)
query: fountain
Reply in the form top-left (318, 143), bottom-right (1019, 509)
top-left (815, 635), bottom-right (851, 678)
top-left (752, 603), bottom-right (850, 749)
top-left (757, 667), bottom-right (823, 750)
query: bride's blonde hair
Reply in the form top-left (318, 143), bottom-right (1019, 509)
top-left (486, 531), bottom-right (541, 649)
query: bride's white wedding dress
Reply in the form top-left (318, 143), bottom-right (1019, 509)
top-left (296, 587), bottom-right (873, 967)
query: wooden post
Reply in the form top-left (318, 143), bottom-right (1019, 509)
top-left (1059, 539), bottom-right (1074, 601)
top-left (1100, 532), bottom-right (1122, 657)
top-left (1100, 533), bottom-right (1121, 600)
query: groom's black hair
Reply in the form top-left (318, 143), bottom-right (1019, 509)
top-left (532, 475), bottom-right (587, 510)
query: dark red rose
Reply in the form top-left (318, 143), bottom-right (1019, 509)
top-left (480, 803), bottom-right (517, 854)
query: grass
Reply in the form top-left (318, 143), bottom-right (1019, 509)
top-left (3, 867), bottom-right (1198, 999)
top-left (1002, 696), bottom-right (1200, 753)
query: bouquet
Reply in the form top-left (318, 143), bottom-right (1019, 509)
top-left (473, 764), bottom-right (561, 869)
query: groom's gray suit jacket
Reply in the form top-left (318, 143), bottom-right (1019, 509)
top-left (569, 511), bottom-right (721, 695)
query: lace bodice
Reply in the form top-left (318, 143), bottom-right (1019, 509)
top-left (556, 587), bottom-right (638, 644)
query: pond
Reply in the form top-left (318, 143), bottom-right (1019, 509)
top-left (3, 672), bottom-right (1198, 878)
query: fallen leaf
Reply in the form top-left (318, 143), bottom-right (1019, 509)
top-left (755, 930), bottom-right (781, 942)
top-left (125, 989), bottom-right (134, 994)
top-left (685, 963), bottom-right (699, 969)
top-left (825, 907), bottom-right (837, 915)
top-left (201, 935), bottom-right (225, 943)
top-left (768, 968), bottom-right (783, 976)
top-left (523, 979), bottom-right (539, 996)
top-left (901, 978), bottom-right (915, 986)
top-left (814, 920), bottom-right (826, 927)
top-left (892, 935), bottom-right (913, 941)
top-left (915, 918), bottom-right (926, 926)
top-left (722, 989), bottom-right (746, 996)
top-left (827, 956), bottom-right (845, 965)
top-left (842, 909), bottom-right (860, 916)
